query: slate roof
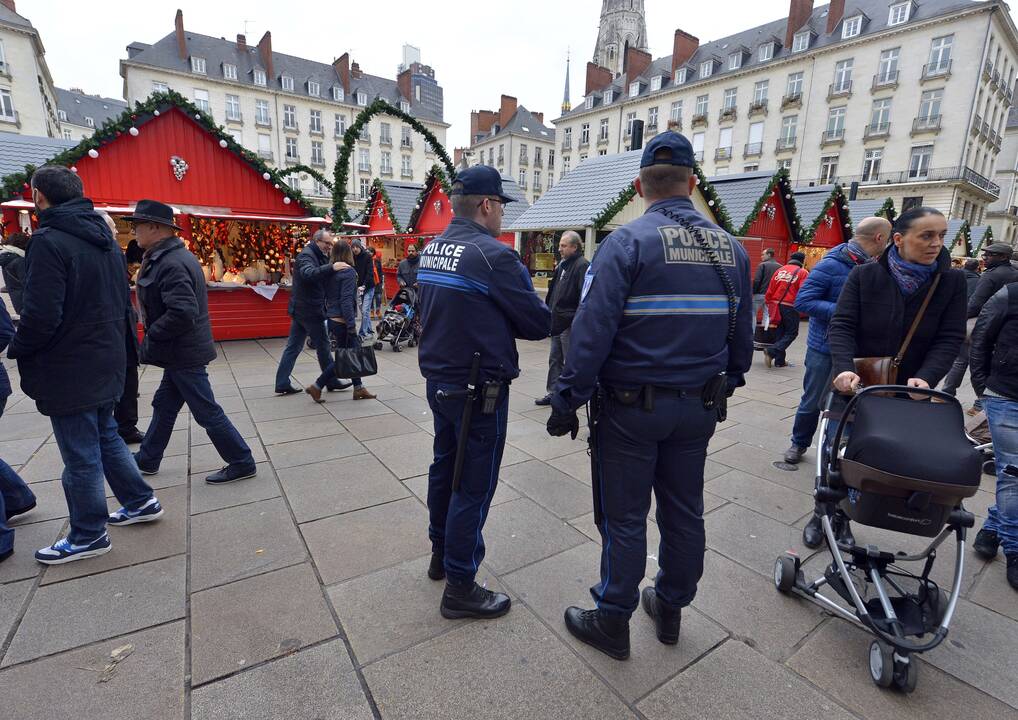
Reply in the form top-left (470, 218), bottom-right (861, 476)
top-left (381, 180), bottom-right (424, 229)
top-left (793, 185), bottom-right (840, 227)
top-left (0, 132), bottom-right (75, 178)
top-left (56, 88), bottom-right (127, 129)
top-left (970, 224), bottom-right (993, 247)
top-left (499, 177), bottom-right (530, 228)
top-left (558, 0), bottom-right (987, 122)
top-left (846, 199), bottom-right (885, 224)
top-left (473, 106), bottom-right (554, 145)
top-left (124, 30), bottom-right (444, 124)
top-left (0, 3), bottom-right (33, 30)
top-left (946, 218), bottom-right (967, 246)
top-left (507, 151), bottom-right (642, 231)
top-left (707, 171), bottom-right (774, 229)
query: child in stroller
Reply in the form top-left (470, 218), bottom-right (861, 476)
top-left (775, 385), bottom-right (982, 693)
top-left (373, 286), bottom-right (421, 352)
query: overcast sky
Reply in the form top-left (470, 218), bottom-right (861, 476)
top-left (36, 1), bottom-right (807, 148)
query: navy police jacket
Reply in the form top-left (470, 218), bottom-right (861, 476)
top-left (418, 217), bottom-right (550, 384)
top-left (552, 196), bottom-right (754, 412)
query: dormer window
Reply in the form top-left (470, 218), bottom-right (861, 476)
top-left (223, 63), bottom-right (238, 80)
top-left (728, 52), bottom-right (742, 70)
top-left (85, 116), bottom-right (94, 128)
top-left (759, 42), bottom-right (775, 62)
top-left (400, 100), bottom-right (410, 113)
top-left (650, 75), bottom-right (662, 92)
top-left (58, 110), bottom-right (67, 121)
top-left (675, 67), bottom-right (687, 85)
top-left (585, 95), bottom-right (594, 109)
top-left (253, 68), bottom-right (266, 86)
top-left (357, 91), bottom-right (367, 106)
top-left (629, 81), bottom-right (640, 98)
top-left (308, 80), bottom-right (320, 97)
top-left (792, 31), bottom-right (811, 52)
top-left (842, 15), bottom-right (863, 38)
top-left (333, 86), bottom-right (344, 102)
top-left (604, 89), bottom-right (614, 104)
top-left (888, 2), bottom-right (911, 26)
top-left (281, 75), bottom-right (294, 92)
top-left (699, 59), bottom-right (714, 79)
top-left (190, 56), bottom-right (206, 74)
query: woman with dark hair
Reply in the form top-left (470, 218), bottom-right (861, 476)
top-left (0, 232), bottom-right (30, 315)
top-left (306, 241), bottom-right (376, 402)
top-left (800, 207), bottom-right (967, 549)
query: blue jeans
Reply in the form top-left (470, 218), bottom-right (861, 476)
top-left (274, 314), bottom-right (336, 391)
top-left (426, 380), bottom-right (509, 584)
top-left (315, 320), bottom-right (363, 389)
top-left (765, 305), bottom-right (800, 365)
top-left (359, 286), bottom-right (375, 337)
top-left (137, 367), bottom-right (254, 470)
top-left (791, 348), bottom-right (834, 449)
top-left (982, 396), bottom-right (1018, 556)
top-left (50, 405), bottom-right (155, 544)
top-left (0, 396), bottom-right (36, 555)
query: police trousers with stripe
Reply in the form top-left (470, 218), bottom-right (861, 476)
top-left (426, 380), bottom-right (509, 585)
top-left (591, 392), bottom-right (717, 616)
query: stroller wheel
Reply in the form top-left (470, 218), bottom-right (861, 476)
top-left (869, 640), bottom-right (895, 688)
top-left (893, 656), bottom-right (919, 694)
top-left (773, 555), bottom-right (797, 593)
top-left (983, 459), bottom-right (997, 476)
top-left (392, 342), bottom-right (402, 353)
top-left (407, 337), bottom-right (417, 347)
top-left (373, 342), bottom-right (384, 351)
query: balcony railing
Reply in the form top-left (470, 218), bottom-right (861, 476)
top-left (691, 112), bottom-right (708, 128)
top-left (309, 126), bottom-right (324, 137)
top-left (359, 132), bottom-right (371, 144)
top-left (379, 135), bottom-right (393, 146)
top-left (863, 122), bottom-right (891, 140)
top-left (381, 166), bottom-right (393, 177)
top-left (818, 165), bottom-right (999, 198)
top-left (827, 81), bottom-right (853, 100)
top-left (982, 120), bottom-right (991, 139)
top-left (561, 139), bottom-right (572, 150)
top-left (534, 156), bottom-right (543, 168)
top-left (334, 128), bottom-right (346, 139)
top-left (257, 150), bottom-right (274, 161)
top-left (225, 112), bottom-right (243, 123)
top-left (781, 93), bottom-right (802, 110)
top-left (991, 130), bottom-right (1002, 151)
top-left (357, 163), bottom-right (371, 173)
top-left (973, 114), bottom-right (983, 137)
top-left (872, 71), bottom-right (900, 91)
top-left (533, 183), bottom-right (543, 192)
top-left (519, 155), bottom-right (529, 166)
top-left (714, 146), bottom-right (733, 161)
top-left (743, 142), bottom-right (763, 158)
top-left (748, 100), bottom-right (768, 117)
top-left (719, 107), bottom-right (738, 123)
top-left (597, 135), bottom-right (610, 146)
top-left (911, 115), bottom-right (942, 135)
top-left (401, 170), bottom-right (414, 180)
top-left (284, 153), bottom-right (301, 164)
top-left (775, 137), bottom-right (797, 152)
top-left (992, 69), bottom-right (1001, 89)
top-left (922, 61), bottom-right (953, 82)
top-left (401, 139), bottom-right (413, 150)
top-left (283, 121), bottom-right (299, 132)
top-left (821, 128), bottom-right (846, 146)
top-left (578, 139), bottom-right (590, 149)
top-left (311, 157), bottom-right (326, 168)
top-left (983, 60), bottom-right (993, 82)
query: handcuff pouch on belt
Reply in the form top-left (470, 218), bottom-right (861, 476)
top-left (602, 376), bottom-right (728, 422)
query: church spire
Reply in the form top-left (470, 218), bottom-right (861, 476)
top-left (561, 50), bottom-right (572, 114)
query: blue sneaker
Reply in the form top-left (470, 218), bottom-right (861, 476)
top-left (133, 452), bottom-right (159, 475)
top-left (108, 497), bottom-right (163, 526)
top-left (35, 534), bottom-right (111, 565)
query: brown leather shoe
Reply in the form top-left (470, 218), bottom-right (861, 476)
top-left (353, 387), bottom-right (376, 400)
top-left (305, 385), bottom-right (323, 403)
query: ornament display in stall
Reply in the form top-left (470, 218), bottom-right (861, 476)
top-left (170, 155), bottom-right (189, 181)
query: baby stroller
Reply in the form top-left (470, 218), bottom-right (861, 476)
top-left (774, 386), bottom-right (982, 693)
top-left (373, 286), bottom-right (421, 353)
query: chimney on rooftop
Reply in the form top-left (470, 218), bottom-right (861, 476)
top-left (236, 34), bottom-right (247, 50)
top-left (786, 0), bottom-right (815, 49)
top-left (671, 30), bottom-right (699, 76)
top-left (333, 53), bottom-right (350, 94)
top-left (0, 1), bottom-right (17, 13)
top-left (532, 111), bottom-right (544, 125)
top-left (585, 62), bottom-right (613, 95)
top-left (257, 31), bottom-right (273, 79)
top-left (397, 67), bottom-right (412, 106)
top-left (826, 0), bottom-right (846, 34)
top-left (174, 9), bottom-right (187, 60)
top-left (470, 109), bottom-right (498, 143)
top-left (499, 94), bottom-right (517, 128)
top-left (624, 47), bottom-right (652, 81)
top-left (351, 61), bottom-right (362, 78)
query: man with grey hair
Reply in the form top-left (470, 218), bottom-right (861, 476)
top-left (536, 230), bottom-right (590, 406)
top-left (274, 227), bottom-right (352, 394)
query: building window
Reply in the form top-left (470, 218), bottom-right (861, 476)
top-left (313, 180), bottom-right (328, 196)
top-left (401, 126), bottom-right (412, 148)
top-left (585, 95), bottom-right (594, 110)
top-left (833, 59), bottom-right (854, 92)
top-left (498, 144), bottom-right (504, 163)
top-left (759, 43), bottom-right (774, 62)
top-left (359, 178), bottom-right (371, 200)
top-left (901, 196), bottom-right (923, 213)
top-left (629, 81), bottom-right (640, 98)
top-left (787, 71), bottom-right (804, 98)
top-left (744, 164), bottom-right (760, 172)
top-left (255, 99), bottom-right (270, 125)
top-left (380, 122), bottom-right (392, 144)
top-left (792, 31), bottom-right (810, 52)
top-left (580, 123), bottom-right (590, 144)
top-left (928, 35), bottom-right (953, 73)
top-left (781, 115), bottom-right (798, 143)
top-left (283, 104), bottom-right (296, 129)
top-left (827, 107), bottom-right (847, 137)
top-left (650, 75), bottom-right (662, 92)
top-left (223, 63), bottom-right (238, 80)
top-left (723, 88), bottom-right (737, 111)
top-left (281, 75), bottom-right (294, 92)
top-left (285, 137), bottom-right (298, 160)
top-left (599, 118), bottom-right (609, 140)
top-left (779, 159), bottom-right (793, 170)
top-left (909, 145), bottom-right (933, 178)
top-left (563, 128), bottom-right (572, 147)
top-left (562, 156), bottom-right (570, 175)
top-left (870, 97), bottom-right (891, 130)
top-left (842, 16), bottom-right (863, 39)
top-left (58, 109), bottom-right (67, 122)
top-left (878, 48), bottom-right (900, 83)
top-left (357, 91), bottom-right (367, 106)
top-left (190, 56), bottom-right (206, 74)
top-left (63, 129), bottom-right (72, 139)
top-left (889, 2), bottom-right (910, 26)
top-left (625, 111), bottom-right (637, 136)
top-left (699, 60), bottom-right (714, 79)
top-left (728, 52), bottom-right (742, 70)
top-left (258, 134), bottom-right (271, 157)
top-left (311, 141), bottom-right (324, 165)
top-left (193, 89), bottom-right (210, 113)
top-left (695, 94), bottom-right (709, 116)
top-left (401, 154), bottom-right (412, 176)
top-left (309, 109), bottom-right (322, 134)
top-left (753, 80), bottom-right (769, 104)
top-left (0, 39), bottom-right (5, 71)
top-left (225, 94), bottom-right (241, 120)
top-left (748, 121), bottom-right (764, 152)
top-left (718, 127), bottom-right (733, 156)
top-left (534, 170), bottom-right (542, 190)
top-left (675, 68), bottom-right (687, 85)
top-left (519, 168), bottom-right (526, 187)
top-left (287, 176), bottom-right (300, 191)
top-left (381, 151), bottom-right (392, 174)
top-left (152, 81), bottom-right (169, 93)
top-left (691, 132), bottom-right (705, 162)
top-left (400, 100), bottom-right (410, 113)
top-left (863, 148), bottom-right (883, 181)
top-left (358, 148), bottom-right (370, 171)
top-left (85, 116), bottom-right (94, 128)
top-left (648, 106), bottom-right (658, 129)
top-left (519, 143), bottom-right (528, 162)
top-left (253, 69), bottom-right (266, 86)
top-left (604, 89), bottom-right (614, 104)
top-left (333, 86), bottom-right (345, 102)
top-left (820, 155), bottom-right (839, 184)
top-left (919, 88), bottom-right (943, 121)
top-left (548, 149), bottom-right (555, 169)
top-left (670, 100), bottom-right (682, 124)
top-left (308, 80), bottom-right (320, 97)
top-left (0, 89), bottom-right (15, 120)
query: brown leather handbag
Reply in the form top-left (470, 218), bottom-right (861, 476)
top-left (853, 275), bottom-right (941, 387)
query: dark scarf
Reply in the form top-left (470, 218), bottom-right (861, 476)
top-left (886, 245), bottom-right (937, 296)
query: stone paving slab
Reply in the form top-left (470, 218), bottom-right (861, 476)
top-left (362, 431), bottom-right (437, 480)
top-left (705, 469), bottom-right (814, 523)
top-left (402, 473), bottom-right (521, 508)
top-left (637, 639), bottom-right (856, 720)
top-left (0, 621), bottom-right (186, 720)
top-left (189, 440), bottom-right (268, 475)
top-left (17, 442), bottom-right (67, 483)
top-left (190, 640), bottom-right (374, 720)
top-left (363, 607), bottom-right (638, 720)
top-left (0, 412), bottom-right (53, 441)
top-left (710, 441), bottom-right (816, 493)
top-left (545, 449), bottom-right (592, 484)
top-left (189, 462), bottom-right (281, 515)
top-left (253, 413), bottom-right (346, 445)
top-left (0, 578), bottom-right (32, 647)
top-left (341, 412), bottom-right (421, 442)
top-left (499, 459), bottom-right (593, 520)
top-left (5, 478), bottom-right (65, 523)
top-left (139, 452), bottom-right (192, 490)
top-left (190, 497), bottom-right (307, 591)
top-left (0, 518), bottom-right (63, 584)
top-left (968, 557), bottom-right (1018, 621)
top-left (323, 397), bottom-right (394, 421)
top-left (0, 436), bottom-right (46, 468)
top-left (278, 454), bottom-right (410, 523)
top-left (264, 432), bottom-right (365, 469)
top-left (505, 418), bottom-right (587, 460)
top-left (190, 563), bottom-right (338, 686)
top-left (704, 502), bottom-right (813, 578)
top-left (481, 497), bottom-right (588, 575)
top-left (189, 413), bottom-right (259, 445)
top-left (3, 555), bottom-right (185, 666)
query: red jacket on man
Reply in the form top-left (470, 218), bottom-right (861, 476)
top-left (764, 262), bottom-right (808, 324)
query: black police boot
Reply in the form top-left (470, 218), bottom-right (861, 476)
top-left (427, 552), bottom-right (446, 581)
top-left (973, 528), bottom-right (1001, 560)
top-left (563, 606), bottom-right (630, 660)
top-left (832, 510), bottom-right (855, 548)
top-left (440, 581), bottom-right (511, 620)
top-left (640, 587), bottom-right (681, 645)
top-left (1006, 554), bottom-right (1018, 591)
top-left (783, 445), bottom-right (807, 464)
top-left (802, 512), bottom-right (825, 549)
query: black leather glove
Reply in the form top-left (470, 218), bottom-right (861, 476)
top-left (547, 409), bottom-right (579, 439)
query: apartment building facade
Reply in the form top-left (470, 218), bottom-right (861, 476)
top-left (0, 0), bottom-right (60, 138)
top-left (55, 88), bottom-right (127, 141)
top-left (120, 11), bottom-right (448, 212)
top-left (554, 0), bottom-right (1018, 224)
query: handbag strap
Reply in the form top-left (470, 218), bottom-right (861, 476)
top-left (775, 267), bottom-right (801, 306)
top-left (894, 274), bottom-right (941, 365)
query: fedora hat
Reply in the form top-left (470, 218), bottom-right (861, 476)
top-left (122, 199), bottom-right (182, 231)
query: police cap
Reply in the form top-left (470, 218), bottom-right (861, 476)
top-left (640, 131), bottom-right (695, 168)
top-left (450, 165), bottom-right (515, 204)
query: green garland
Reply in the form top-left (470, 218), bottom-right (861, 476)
top-left (803, 185), bottom-right (851, 244)
top-left (362, 178), bottom-right (404, 233)
top-left (0, 90), bottom-right (315, 213)
top-left (971, 225), bottom-right (993, 255)
top-left (276, 164), bottom-right (334, 191)
top-left (591, 183), bottom-right (637, 230)
top-left (732, 168), bottom-right (801, 239)
top-left (877, 197), bottom-right (897, 222)
top-left (406, 165), bottom-right (452, 232)
top-left (332, 99), bottom-right (456, 229)
top-left (948, 220), bottom-right (972, 253)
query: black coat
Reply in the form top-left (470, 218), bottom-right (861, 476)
top-left (288, 242), bottom-right (334, 319)
top-left (753, 258), bottom-right (782, 295)
top-left (829, 247), bottom-right (966, 386)
top-left (354, 248), bottom-right (376, 289)
top-left (136, 237), bottom-right (217, 369)
top-left (968, 261), bottom-right (1018, 318)
top-left (970, 283), bottom-right (1018, 400)
top-left (964, 269), bottom-right (981, 300)
top-left (546, 254), bottom-right (590, 336)
top-left (0, 248), bottom-right (26, 315)
top-left (397, 255), bottom-right (419, 287)
top-left (8, 198), bottom-right (128, 416)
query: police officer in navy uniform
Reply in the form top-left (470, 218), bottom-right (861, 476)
top-left (547, 132), bottom-right (753, 660)
top-left (418, 165), bottom-right (550, 619)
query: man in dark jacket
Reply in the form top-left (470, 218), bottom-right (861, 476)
top-left (274, 229), bottom-right (350, 394)
top-left (752, 248), bottom-right (781, 329)
top-left (969, 244), bottom-right (1018, 318)
top-left (969, 281), bottom-right (1018, 589)
top-left (353, 240), bottom-right (377, 338)
top-left (10, 166), bottom-right (162, 565)
top-left (0, 232), bottom-right (28, 316)
top-left (940, 258), bottom-right (984, 398)
top-left (397, 244), bottom-right (420, 288)
top-left (535, 231), bottom-right (590, 406)
top-left (128, 200), bottom-right (256, 485)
